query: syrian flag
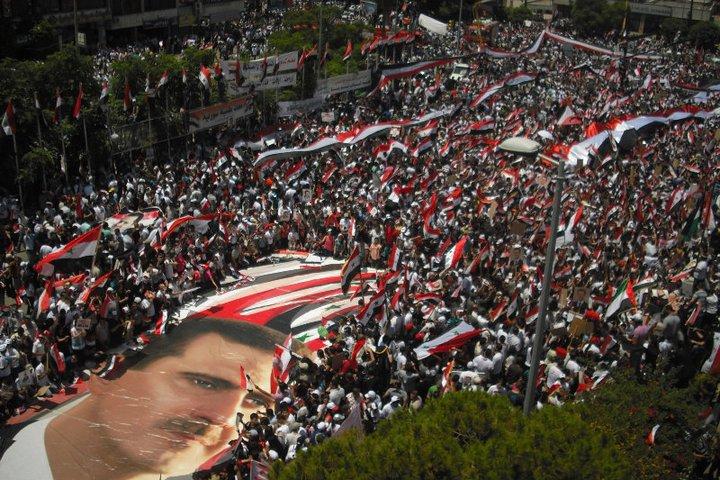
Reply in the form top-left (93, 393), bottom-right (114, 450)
top-left (604, 279), bottom-right (636, 319)
top-left (76, 269), bottom-right (114, 305)
top-left (53, 88), bottom-right (63, 124)
top-left (123, 80), bottom-right (133, 112)
top-left (665, 187), bottom-right (685, 213)
top-left (525, 306), bottom-right (539, 324)
top-left (335, 402), bottom-right (363, 435)
top-left (341, 245), bottom-right (362, 294)
top-left (562, 206), bottom-right (583, 243)
top-left (557, 106), bottom-right (581, 126)
top-left (441, 359), bottom-right (455, 394)
top-left (414, 321), bottom-right (482, 359)
top-left (100, 81), bottom-right (109, 102)
top-left (199, 64), bottom-right (212, 90)
top-left (343, 39), bottom-right (353, 61)
top-left (182, 68), bottom-right (187, 84)
top-left (144, 75), bottom-right (151, 93)
top-left (270, 342), bottom-right (295, 394)
top-left (1, 100), bottom-right (15, 136)
top-left (36, 280), bottom-right (55, 317)
top-left (444, 235), bottom-right (469, 270)
top-left (34, 226), bottom-right (101, 277)
top-left (686, 302), bottom-right (702, 326)
top-left (157, 70), bottom-right (170, 89)
top-left (372, 140), bottom-right (408, 160)
top-left (357, 288), bottom-right (386, 325)
top-left (681, 202), bottom-right (702, 241)
top-left (412, 138), bottom-right (433, 157)
top-left (297, 48), bottom-right (308, 71)
top-left (489, 299), bottom-right (508, 321)
top-left (645, 424), bottom-right (660, 445)
top-left (49, 342), bottom-right (66, 373)
top-left (702, 190), bottom-right (716, 233)
top-left (417, 119), bottom-right (439, 138)
top-left (284, 159), bottom-right (306, 182)
top-left (388, 244), bottom-right (401, 271)
top-left (72, 83), bottom-right (84, 120)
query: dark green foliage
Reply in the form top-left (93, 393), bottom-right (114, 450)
top-left (569, 371), bottom-right (714, 480)
top-left (688, 21), bottom-right (720, 49)
top-left (271, 391), bottom-right (631, 480)
top-left (571, 0), bottom-right (625, 36)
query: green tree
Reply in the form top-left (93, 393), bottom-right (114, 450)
top-left (271, 391), bottom-right (630, 480)
top-left (659, 17), bottom-right (689, 42)
top-left (569, 371), bottom-right (715, 480)
top-left (572, 0), bottom-right (624, 36)
top-left (688, 21), bottom-right (720, 49)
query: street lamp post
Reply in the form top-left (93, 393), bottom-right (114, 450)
top-left (522, 157), bottom-right (565, 416)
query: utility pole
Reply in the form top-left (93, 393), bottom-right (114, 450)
top-left (457, 0), bottom-right (464, 51)
top-left (523, 158), bottom-right (565, 416)
top-left (687, 0), bottom-right (695, 26)
top-left (73, 0), bottom-right (79, 45)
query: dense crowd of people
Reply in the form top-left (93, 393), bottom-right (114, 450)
top-left (2, 1), bottom-right (720, 479)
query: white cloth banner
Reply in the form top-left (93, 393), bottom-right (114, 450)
top-left (315, 70), bottom-right (372, 98)
top-left (418, 14), bottom-right (448, 35)
top-left (277, 97), bottom-right (325, 117)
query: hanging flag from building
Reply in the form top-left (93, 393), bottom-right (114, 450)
top-left (1, 100), bottom-right (15, 136)
top-left (72, 83), bottom-right (84, 120)
top-left (199, 64), bottom-right (212, 90)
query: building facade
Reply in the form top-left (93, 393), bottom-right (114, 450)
top-left (1, 0), bottom-right (257, 47)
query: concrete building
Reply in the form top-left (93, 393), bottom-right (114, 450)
top-left (506, 0), bottom-right (717, 32)
top-left (1, 0), bottom-right (258, 47)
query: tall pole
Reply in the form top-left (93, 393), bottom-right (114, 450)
top-left (82, 116), bottom-right (92, 179)
top-left (35, 102), bottom-right (48, 192)
top-left (11, 134), bottom-right (23, 212)
top-left (73, 0), bottom-right (79, 45)
top-left (523, 159), bottom-right (565, 416)
top-left (687, 0), bottom-right (695, 26)
top-left (457, 0), bottom-right (463, 51)
top-left (317, 3), bottom-right (323, 82)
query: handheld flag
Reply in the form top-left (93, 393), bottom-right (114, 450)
top-left (1, 100), bottom-right (15, 136)
top-left (343, 40), bottom-right (353, 61)
top-left (72, 83), bottom-right (84, 120)
top-left (340, 245), bottom-right (362, 294)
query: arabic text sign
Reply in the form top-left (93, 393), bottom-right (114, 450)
top-left (189, 96), bottom-right (254, 133)
top-left (277, 97), bottom-right (325, 117)
top-left (315, 69), bottom-right (372, 97)
top-left (222, 51), bottom-right (298, 80)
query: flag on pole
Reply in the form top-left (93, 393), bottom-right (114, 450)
top-left (34, 226), bottom-right (101, 276)
top-left (199, 64), bottom-right (212, 90)
top-left (235, 61), bottom-right (245, 86)
top-left (100, 81), bottom-right (109, 102)
top-left (270, 342), bottom-right (295, 394)
top-left (557, 106), bottom-right (582, 126)
top-left (1, 100), bottom-right (15, 136)
top-left (72, 83), bottom-right (84, 120)
top-left (157, 70), bottom-right (169, 89)
top-left (681, 202), bottom-right (702, 241)
top-left (53, 88), bottom-right (63, 124)
top-left (604, 279), bottom-right (636, 319)
top-left (444, 235), bottom-right (469, 270)
top-left (343, 39), bottom-right (353, 61)
top-left (248, 460), bottom-right (270, 480)
top-left (182, 68), bottom-right (187, 84)
top-left (441, 359), bottom-right (455, 394)
top-left (340, 245), bottom-right (362, 294)
top-left (645, 424), bottom-right (660, 445)
top-left (387, 244), bottom-right (401, 271)
top-left (357, 287), bottom-right (386, 325)
top-left (297, 48), bottom-right (308, 71)
top-left (414, 321), bottom-right (482, 359)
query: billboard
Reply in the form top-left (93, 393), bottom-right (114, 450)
top-left (188, 96), bottom-right (254, 133)
top-left (315, 69), bottom-right (372, 98)
top-left (0, 259), bottom-right (370, 480)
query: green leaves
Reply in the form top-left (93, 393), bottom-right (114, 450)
top-left (271, 391), bottom-right (630, 480)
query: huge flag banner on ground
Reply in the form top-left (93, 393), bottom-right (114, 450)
top-left (414, 321), bottom-right (483, 359)
top-left (34, 226), bottom-right (101, 276)
top-left (341, 245), bottom-right (362, 294)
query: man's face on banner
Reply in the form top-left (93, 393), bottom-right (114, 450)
top-left (88, 330), bottom-right (275, 476)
